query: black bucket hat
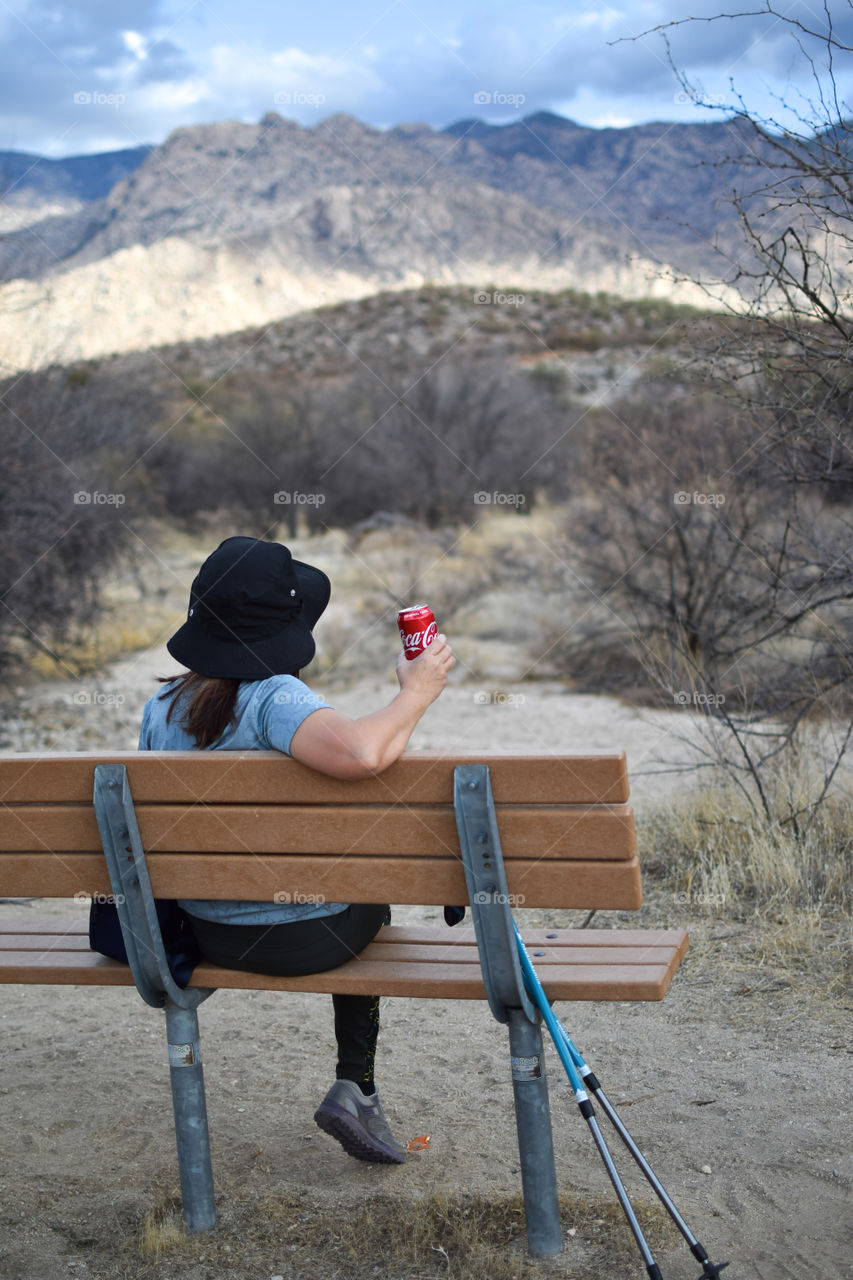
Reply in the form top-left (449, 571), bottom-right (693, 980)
top-left (166, 536), bottom-right (331, 679)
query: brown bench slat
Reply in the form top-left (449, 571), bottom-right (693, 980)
top-left (0, 917), bottom-right (89, 934)
top-left (0, 803), bottom-right (636, 860)
top-left (0, 752), bottom-right (630, 805)
top-left (0, 919), bottom-right (688, 950)
top-left (0, 932), bottom-right (676, 969)
top-left (0, 917), bottom-right (689, 953)
top-left (379, 925), bottom-right (689, 952)
top-left (0, 948), bottom-right (684, 1001)
top-left (0, 932), bottom-right (92, 950)
top-left (0, 920), bottom-right (688, 1003)
top-left (0, 951), bottom-right (137, 985)
top-left (308, 941), bottom-right (679, 966)
top-left (190, 961), bottom-right (678, 1001)
top-left (0, 852), bottom-right (644, 909)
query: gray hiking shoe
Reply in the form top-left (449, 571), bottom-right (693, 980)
top-left (314, 1080), bottom-right (407, 1164)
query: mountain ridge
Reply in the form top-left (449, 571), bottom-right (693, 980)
top-left (0, 111), bottom-right (760, 280)
top-left (0, 111), bottom-right (762, 370)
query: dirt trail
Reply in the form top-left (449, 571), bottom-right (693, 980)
top-left (0, 530), bottom-right (850, 1279)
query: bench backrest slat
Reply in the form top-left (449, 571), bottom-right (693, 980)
top-left (0, 851), bottom-right (643, 909)
top-left (0, 752), bottom-right (629, 804)
top-left (0, 802), bottom-right (635, 859)
top-left (0, 751), bottom-right (641, 910)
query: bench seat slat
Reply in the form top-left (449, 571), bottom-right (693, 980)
top-left (0, 949), bottom-right (678, 999)
top-left (0, 752), bottom-right (630, 805)
top-left (0, 932), bottom-right (675, 968)
top-left (0, 803), bottom-right (636, 860)
top-left (0, 932), bottom-right (92, 950)
top-left (0, 951), bottom-right (137, 985)
top-left (299, 942), bottom-right (679, 966)
top-left (0, 917), bottom-right (689, 952)
top-left (378, 925), bottom-right (689, 951)
top-left (0, 921), bottom-right (687, 1001)
top-left (190, 961), bottom-right (679, 1001)
top-left (0, 852), bottom-right (644, 909)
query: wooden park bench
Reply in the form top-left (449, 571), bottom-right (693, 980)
top-left (0, 750), bottom-right (688, 1256)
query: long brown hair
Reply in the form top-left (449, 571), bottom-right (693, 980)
top-left (159, 672), bottom-right (241, 749)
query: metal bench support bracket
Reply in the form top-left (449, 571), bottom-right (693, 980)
top-left (454, 764), bottom-right (562, 1257)
top-left (93, 763), bottom-right (216, 1232)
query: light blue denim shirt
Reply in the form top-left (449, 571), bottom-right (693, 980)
top-left (139, 675), bottom-right (348, 925)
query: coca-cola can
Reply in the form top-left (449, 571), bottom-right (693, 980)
top-left (397, 603), bottom-right (437, 661)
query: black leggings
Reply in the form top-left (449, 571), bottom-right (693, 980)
top-left (186, 904), bottom-right (390, 1089)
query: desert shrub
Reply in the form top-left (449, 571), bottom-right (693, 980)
top-left (0, 366), bottom-right (163, 673)
top-left (317, 351), bottom-right (568, 525)
top-left (640, 763), bottom-right (852, 918)
top-left (177, 351), bottom-right (571, 530)
top-left (553, 380), bottom-right (853, 710)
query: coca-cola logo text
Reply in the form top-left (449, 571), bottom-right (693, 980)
top-left (400, 621), bottom-right (437, 653)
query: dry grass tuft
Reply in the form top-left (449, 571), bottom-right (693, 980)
top-left (640, 785), bottom-right (852, 917)
top-left (252, 1187), bottom-right (672, 1280)
top-left (639, 784), bottom-right (852, 989)
top-left (111, 1185), bottom-right (675, 1280)
top-left (27, 615), bottom-right (179, 679)
top-left (139, 1189), bottom-right (192, 1258)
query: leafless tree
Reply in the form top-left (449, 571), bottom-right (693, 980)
top-left (581, 4), bottom-right (853, 827)
top-left (0, 365), bottom-right (162, 678)
top-left (642, 3), bottom-right (853, 491)
top-left (192, 352), bottom-right (567, 531)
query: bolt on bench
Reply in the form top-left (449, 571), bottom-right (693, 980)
top-left (0, 751), bottom-right (687, 1256)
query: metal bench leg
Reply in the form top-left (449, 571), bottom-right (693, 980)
top-left (507, 1008), bottom-right (562, 1256)
top-left (164, 1000), bottom-right (216, 1231)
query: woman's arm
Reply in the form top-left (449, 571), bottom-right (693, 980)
top-left (288, 635), bottom-right (455, 780)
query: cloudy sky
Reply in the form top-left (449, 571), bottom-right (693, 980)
top-left (1, 0), bottom-right (850, 157)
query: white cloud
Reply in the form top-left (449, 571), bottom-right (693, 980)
top-left (2, 0), bottom-right (851, 156)
top-left (574, 9), bottom-right (625, 33)
top-left (200, 41), bottom-right (382, 112)
top-left (138, 78), bottom-right (209, 111)
top-left (123, 30), bottom-right (147, 59)
top-left (587, 110), bottom-right (636, 128)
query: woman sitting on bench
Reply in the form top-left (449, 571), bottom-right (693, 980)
top-left (141, 535), bottom-right (454, 1164)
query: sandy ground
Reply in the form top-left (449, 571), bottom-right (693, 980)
top-left (0, 528), bottom-right (851, 1280)
top-left (0, 891), bottom-right (850, 1280)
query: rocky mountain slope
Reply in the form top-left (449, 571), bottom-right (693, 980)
top-left (0, 111), bottom-right (760, 370)
top-left (0, 145), bottom-right (150, 232)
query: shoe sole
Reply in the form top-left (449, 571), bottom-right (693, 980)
top-left (313, 1102), bottom-right (406, 1164)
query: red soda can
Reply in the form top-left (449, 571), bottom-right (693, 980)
top-left (397, 604), bottom-right (437, 661)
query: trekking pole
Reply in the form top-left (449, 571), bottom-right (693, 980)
top-left (554, 1023), bottom-right (729, 1280)
top-left (514, 924), bottom-right (665, 1280)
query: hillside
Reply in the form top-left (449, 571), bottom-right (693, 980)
top-left (0, 111), bottom-right (761, 371)
top-left (20, 285), bottom-right (709, 430)
top-left (0, 145), bottom-right (150, 233)
top-left (0, 113), bottom-right (760, 280)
